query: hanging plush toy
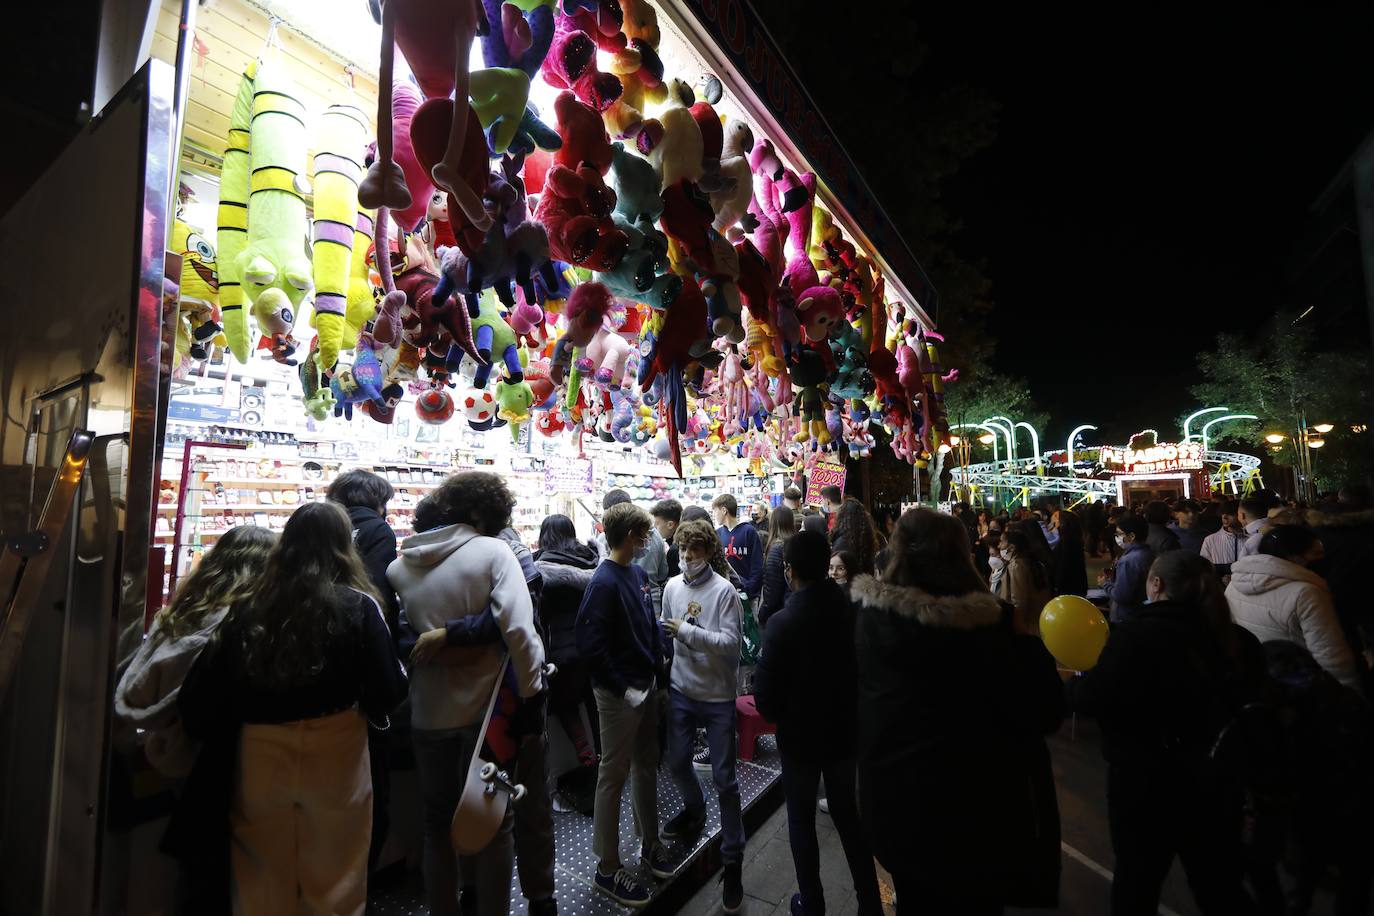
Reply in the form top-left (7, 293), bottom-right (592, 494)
top-left (310, 103), bottom-right (370, 375)
top-left (602, 0), bottom-right (667, 150)
top-left (649, 78), bottom-right (704, 190)
top-left (238, 58), bottom-right (313, 365)
top-left (470, 289), bottom-right (526, 387)
top-left (710, 119), bottom-right (756, 239)
top-left (543, 3), bottom-right (624, 111)
top-left (171, 218), bottom-right (221, 366)
top-left (479, 0), bottom-right (555, 79)
top-left (360, 0), bottom-right (491, 233)
top-left (218, 63), bottom-right (256, 362)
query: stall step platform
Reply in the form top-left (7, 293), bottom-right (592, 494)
top-left (370, 735), bottom-right (783, 915)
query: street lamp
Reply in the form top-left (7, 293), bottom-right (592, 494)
top-left (977, 433), bottom-right (995, 445)
top-left (1182, 407), bottom-right (1230, 442)
top-left (1265, 433), bottom-right (1285, 444)
top-left (1014, 421), bottom-right (1043, 473)
top-left (1066, 424), bottom-right (1097, 476)
top-left (1313, 423), bottom-right (1334, 434)
top-left (1200, 413), bottom-right (1259, 453)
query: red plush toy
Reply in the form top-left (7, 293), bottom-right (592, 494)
top-left (795, 285), bottom-right (845, 343)
top-left (544, 13), bottom-right (623, 112)
top-left (410, 99), bottom-right (490, 258)
top-left (561, 0), bottom-right (626, 51)
top-left (689, 100), bottom-right (725, 191)
top-left (553, 91), bottom-right (614, 175)
top-left (533, 164), bottom-right (629, 271)
top-left (659, 179), bottom-right (717, 273)
top-left (734, 236), bottom-right (772, 324)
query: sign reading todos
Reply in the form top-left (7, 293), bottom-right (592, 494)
top-left (1100, 441), bottom-right (1204, 475)
top-left (806, 461), bottom-right (847, 506)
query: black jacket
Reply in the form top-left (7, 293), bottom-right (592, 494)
top-left (851, 575), bottom-right (1064, 908)
top-left (1067, 599), bottom-right (1266, 767)
top-left (757, 540), bottom-right (789, 627)
top-left (347, 505), bottom-right (399, 628)
top-left (753, 578), bottom-right (857, 761)
top-left (534, 543), bottom-right (598, 666)
top-left (1052, 539), bottom-right (1088, 597)
top-left (1310, 506), bottom-right (1374, 667)
top-left (1146, 521), bottom-right (1181, 556)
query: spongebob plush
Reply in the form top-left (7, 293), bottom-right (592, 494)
top-left (170, 218), bottom-right (221, 367)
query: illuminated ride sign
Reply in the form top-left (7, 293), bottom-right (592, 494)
top-left (1099, 441), bottom-right (1204, 475)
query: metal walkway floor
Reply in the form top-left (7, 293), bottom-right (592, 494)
top-left (371, 736), bottom-right (784, 916)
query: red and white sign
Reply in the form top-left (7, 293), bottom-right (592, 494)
top-left (1100, 441), bottom-right (1204, 475)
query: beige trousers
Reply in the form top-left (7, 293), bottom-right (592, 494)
top-left (231, 708), bottom-right (372, 916)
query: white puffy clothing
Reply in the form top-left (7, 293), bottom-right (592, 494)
top-left (1225, 554), bottom-right (1362, 691)
top-left (1239, 518), bottom-right (1269, 557)
top-left (113, 606), bottom-right (229, 777)
top-left (387, 523), bottom-right (545, 730)
top-left (663, 567), bottom-right (742, 702)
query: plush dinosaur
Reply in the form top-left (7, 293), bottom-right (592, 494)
top-left (218, 63), bottom-right (255, 362)
top-left (239, 58), bottom-right (313, 366)
top-left (310, 103), bottom-right (370, 374)
top-left (298, 338), bottom-right (338, 420)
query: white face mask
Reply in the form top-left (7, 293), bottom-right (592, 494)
top-left (1116, 534), bottom-right (1127, 547)
top-left (683, 558), bottom-right (709, 579)
top-left (989, 555), bottom-right (1005, 571)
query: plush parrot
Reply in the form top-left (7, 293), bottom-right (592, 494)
top-left (218, 62), bottom-right (256, 362)
top-left (239, 58), bottom-right (313, 365)
top-left (310, 102), bottom-right (370, 374)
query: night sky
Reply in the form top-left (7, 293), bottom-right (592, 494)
top-left (773, 8), bottom-right (1374, 445)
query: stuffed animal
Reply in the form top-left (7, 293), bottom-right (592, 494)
top-left (829, 321), bottom-right (873, 401)
top-left (310, 103), bottom-right (370, 374)
top-left (330, 343), bottom-right (394, 420)
top-left (479, 0), bottom-right (554, 78)
top-left (796, 285), bottom-right (845, 343)
top-left (239, 58), bottom-right (313, 366)
top-left (444, 158), bottom-right (556, 311)
top-left (788, 346), bottom-right (830, 444)
top-left (689, 96), bottom-right (725, 193)
top-left (361, 0), bottom-right (490, 233)
top-left (532, 164), bottom-right (628, 271)
top-left (410, 98), bottom-right (491, 258)
top-left (607, 140), bottom-right (662, 224)
top-left (602, 0), bottom-right (667, 150)
top-left (780, 169), bottom-right (819, 299)
top-left (649, 78), bottom-right (703, 189)
top-left (218, 64), bottom-right (255, 362)
top-left (562, 280), bottom-right (615, 348)
top-left (470, 290), bottom-right (526, 387)
top-left (391, 230), bottom-right (480, 368)
top-left (543, 9), bottom-right (623, 111)
top-left (638, 278), bottom-right (709, 474)
top-left (577, 304), bottom-right (634, 389)
top-left (710, 119), bottom-right (755, 239)
top-left (496, 377), bottom-right (536, 442)
top-left (552, 91), bottom-right (614, 174)
top-left (170, 218), bottom-right (221, 366)
top-left (299, 338), bottom-right (337, 420)
top-left (470, 67), bottom-right (532, 154)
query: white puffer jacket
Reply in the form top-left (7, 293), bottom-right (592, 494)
top-left (1225, 554), bottom-right (1362, 692)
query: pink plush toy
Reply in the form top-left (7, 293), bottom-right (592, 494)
top-left (533, 164), bottom-right (629, 271)
top-left (795, 285), bottom-right (845, 343)
top-left (563, 281), bottom-right (616, 347)
top-left (544, 7), bottom-right (624, 112)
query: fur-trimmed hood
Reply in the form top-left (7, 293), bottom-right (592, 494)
top-left (850, 575), bottom-right (1003, 630)
top-left (1308, 507), bottom-right (1374, 529)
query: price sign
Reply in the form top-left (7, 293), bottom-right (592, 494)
top-left (805, 461), bottom-right (847, 506)
top-left (544, 457), bottom-right (593, 495)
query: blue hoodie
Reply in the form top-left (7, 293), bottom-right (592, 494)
top-left (717, 521), bottom-right (764, 601)
top-left (575, 559), bottom-right (665, 695)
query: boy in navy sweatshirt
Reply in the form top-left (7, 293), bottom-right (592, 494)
top-left (712, 494), bottom-right (764, 603)
top-left (575, 503), bottom-right (671, 907)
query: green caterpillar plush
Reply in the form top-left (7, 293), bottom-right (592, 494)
top-left (239, 58), bottom-right (313, 365)
top-left (310, 102), bottom-right (370, 374)
top-left (218, 63), bottom-right (256, 362)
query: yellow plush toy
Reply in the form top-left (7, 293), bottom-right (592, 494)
top-left (170, 218), bottom-right (220, 367)
top-left (310, 102), bottom-right (371, 374)
top-left (218, 63), bottom-right (256, 362)
top-left (239, 58), bottom-right (313, 365)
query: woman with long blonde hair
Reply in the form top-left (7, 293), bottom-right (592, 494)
top-left (180, 501), bottom-right (408, 916)
top-left (115, 524), bottom-right (276, 776)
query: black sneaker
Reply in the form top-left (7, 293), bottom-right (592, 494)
top-left (594, 868), bottom-right (650, 908)
top-left (790, 892), bottom-right (805, 916)
top-left (643, 843), bottom-right (675, 880)
top-left (459, 886), bottom-right (477, 916)
top-left (529, 899), bottom-right (558, 916)
top-left (721, 863), bottom-right (743, 914)
top-left (662, 806), bottom-right (707, 839)
top-left (692, 746), bottom-right (712, 771)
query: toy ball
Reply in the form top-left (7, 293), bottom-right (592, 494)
top-left (1039, 595), bottom-right (1109, 671)
top-left (415, 389), bottom-right (456, 425)
top-left (461, 389), bottom-right (499, 424)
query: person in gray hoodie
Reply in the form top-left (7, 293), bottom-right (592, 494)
top-left (660, 519), bottom-right (745, 913)
top-left (387, 472), bottom-right (546, 916)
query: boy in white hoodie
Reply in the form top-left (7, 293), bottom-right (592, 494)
top-left (661, 519), bottom-right (746, 913)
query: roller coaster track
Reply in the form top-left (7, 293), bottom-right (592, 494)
top-left (950, 450), bottom-right (1263, 501)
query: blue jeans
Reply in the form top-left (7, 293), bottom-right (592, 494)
top-left (666, 689), bottom-right (745, 864)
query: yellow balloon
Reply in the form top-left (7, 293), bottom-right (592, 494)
top-left (1039, 595), bottom-right (1109, 671)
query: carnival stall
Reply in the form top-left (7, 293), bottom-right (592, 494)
top-left (150, 0), bottom-right (951, 600)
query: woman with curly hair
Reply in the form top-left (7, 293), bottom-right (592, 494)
top-left (830, 498), bottom-right (879, 577)
top-left (386, 472), bottom-right (546, 916)
top-left (179, 502), bottom-right (408, 916)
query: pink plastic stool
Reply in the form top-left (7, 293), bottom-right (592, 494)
top-left (735, 694), bottom-right (775, 761)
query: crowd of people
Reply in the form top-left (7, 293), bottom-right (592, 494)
top-left (112, 468), bottom-right (1374, 916)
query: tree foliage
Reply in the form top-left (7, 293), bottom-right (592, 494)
top-left (1189, 312), bottom-right (1373, 489)
top-left (942, 367), bottom-right (1048, 460)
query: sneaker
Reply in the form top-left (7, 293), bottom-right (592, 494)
top-left (818, 797), bottom-right (829, 814)
top-left (662, 806), bottom-right (707, 839)
top-left (643, 843), bottom-right (675, 880)
top-left (529, 900), bottom-right (558, 916)
top-left (594, 868), bottom-right (650, 908)
top-left (693, 747), bottom-right (712, 771)
top-left (721, 863), bottom-right (743, 914)
top-left (790, 892), bottom-right (805, 916)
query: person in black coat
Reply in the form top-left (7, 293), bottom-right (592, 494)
top-left (534, 514), bottom-right (601, 767)
top-left (757, 505), bottom-right (795, 627)
top-left (1052, 508), bottom-right (1089, 597)
top-left (851, 509), bottom-right (1064, 915)
top-left (754, 530), bottom-right (882, 916)
top-left (325, 468), bottom-right (401, 875)
top-left (1067, 551), bottom-right (1264, 916)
